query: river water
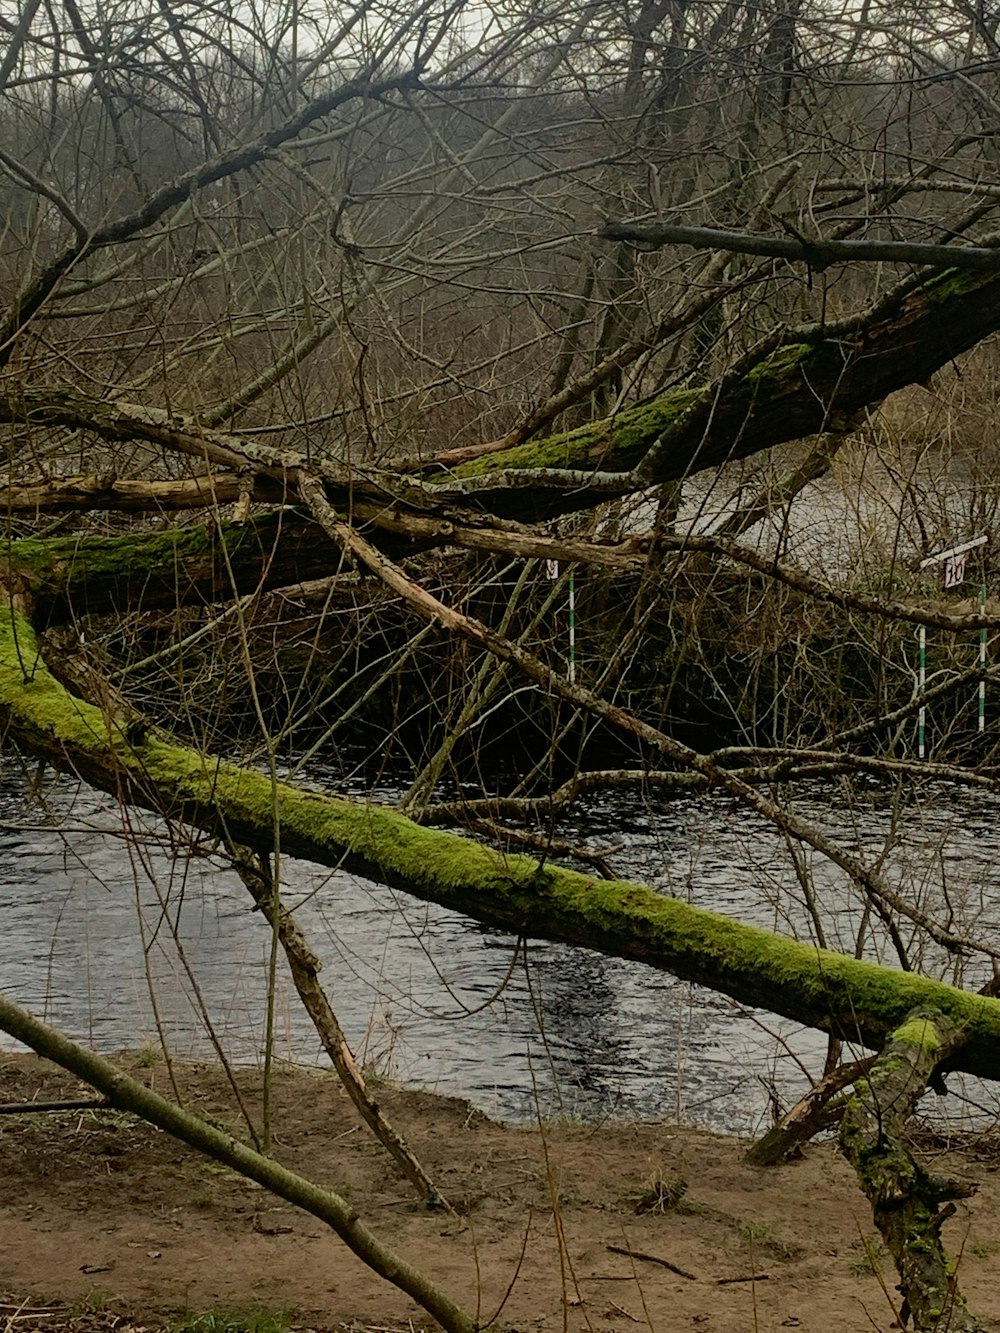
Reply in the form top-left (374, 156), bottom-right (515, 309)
top-left (2, 756), bottom-right (998, 1135)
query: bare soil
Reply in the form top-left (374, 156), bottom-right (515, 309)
top-left (2, 1052), bottom-right (1000, 1333)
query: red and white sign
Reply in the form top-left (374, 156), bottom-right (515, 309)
top-left (920, 534), bottom-right (987, 588)
top-left (943, 553), bottom-right (967, 589)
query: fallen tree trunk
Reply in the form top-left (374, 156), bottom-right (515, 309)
top-left (840, 1008), bottom-right (983, 1331)
top-left (3, 604), bottom-right (1000, 1078)
top-left (7, 511), bottom-right (350, 625)
top-left (434, 265), bottom-right (1000, 517)
top-left (3, 499), bottom-right (652, 627)
top-left (8, 263), bottom-right (1000, 525)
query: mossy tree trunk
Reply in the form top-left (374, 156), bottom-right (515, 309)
top-left (840, 1008), bottom-right (984, 1332)
top-left (7, 262), bottom-right (1000, 526)
top-left (431, 265), bottom-right (1000, 519)
top-left (4, 599), bottom-right (1000, 1082)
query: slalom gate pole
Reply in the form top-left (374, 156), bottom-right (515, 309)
top-left (568, 570), bottom-right (576, 685)
top-left (918, 625), bottom-right (927, 759)
top-left (980, 584), bottom-right (987, 734)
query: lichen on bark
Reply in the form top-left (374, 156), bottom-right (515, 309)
top-left (840, 1007), bottom-right (984, 1331)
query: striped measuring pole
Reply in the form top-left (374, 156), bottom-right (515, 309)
top-left (918, 535), bottom-right (988, 756)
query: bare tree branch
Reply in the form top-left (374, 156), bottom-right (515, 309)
top-left (600, 219), bottom-right (1000, 271)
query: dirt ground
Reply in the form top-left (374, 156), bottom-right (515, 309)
top-left (2, 1053), bottom-right (1000, 1333)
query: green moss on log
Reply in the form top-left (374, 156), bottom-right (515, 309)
top-left (746, 343), bottom-right (810, 382)
top-left (2, 512), bottom-right (341, 622)
top-left (448, 388), bottom-right (703, 478)
top-left (440, 265), bottom-right (1000, 499)
top-left (4, 606), bottom-right (1000, 1075)
top-left (9, 523), bottom-right (217, 582)
top-left (0, 609), bottom-right (132, 750)
top-left (892, 1017), bottom-right (941, 1052)
top-left (445, 339), bottom-right (843, 486)
top-left (839, 1009), bottom-right (983, 1331)
top-left (920, 266), bottom-right (984, 303)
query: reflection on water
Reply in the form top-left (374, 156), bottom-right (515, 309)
top-left (1, 758), bottom-right (998, 1134)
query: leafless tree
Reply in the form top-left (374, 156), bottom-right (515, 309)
top-left (5, 0), bottom-right (1000, 1325)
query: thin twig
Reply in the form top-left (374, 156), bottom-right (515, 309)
top-left (606, 1244), bottom-right (698, 1281)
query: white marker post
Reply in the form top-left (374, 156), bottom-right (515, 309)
top-left (918, 534), bottom-right (988, 756)
top-left (917, 624), bottom-right (926, 758)
top-left (568, 570), bottom-right (576, 685)
top-left (546, 560), bottom-right (576, 683)
top-left (981, 583), bottom-right (988, 733)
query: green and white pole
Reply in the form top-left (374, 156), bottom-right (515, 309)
top-left (918, 535), bottom-right (988, 757)
top-left (980, 583), bottom-right (987, 734)
top-left (568, 570), bottom-right (576, 685)
top-left (918, 625), bottom-right (927, 759)
top-left (547, 560), bottom-right (577, 683)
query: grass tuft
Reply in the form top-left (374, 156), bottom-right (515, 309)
top-left (632, 1170), bottom-right (688, 1214)
top-left (167, 1305), bottom-right (294, 1333)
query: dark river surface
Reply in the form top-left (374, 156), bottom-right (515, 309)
top-left (2, 755), bottom-right (999, 1135)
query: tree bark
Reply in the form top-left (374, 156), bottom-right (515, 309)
top-left (9, 511), bottom-right (347, 626)
top-left (435, 263), bottom-right (1000, 518)
top-left (744, 1056), bottom-right (872, 1166)
top-left (0, 472), bottom-right (287, 513)
top-left (840, 1008), bottom-right (983, 1331)
top-left (8, 259), bottom-right (1000, 525)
